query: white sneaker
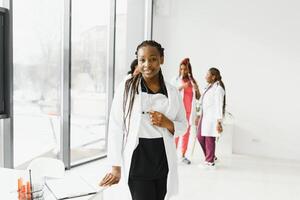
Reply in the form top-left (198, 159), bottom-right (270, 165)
top-left (206, 162), bottom-right (216, 169)
top-left (198, 161), bottom-right (216, 170)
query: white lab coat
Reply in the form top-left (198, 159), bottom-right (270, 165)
top-left (106, 78), bottom-right (188, 200)
top-left (170, 76), bottom-right (198, 127)
top-left (200, 81), bottom-right (225, 137)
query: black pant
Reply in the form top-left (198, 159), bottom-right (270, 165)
top-left (128, 178), bottom-right (167, 200)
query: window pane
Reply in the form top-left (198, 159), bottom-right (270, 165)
top-left (13, 0), bottom-right (62, 168)
top-left (115, 0), bottom-right (129, 87)
top-left (70, 0), bottom-right (110, 164)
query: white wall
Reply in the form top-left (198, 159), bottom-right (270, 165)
top-left (153, 0), bottom-right (300, 160)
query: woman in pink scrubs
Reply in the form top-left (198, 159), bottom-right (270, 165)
top-left (171, 58), bottom-right (201, 164)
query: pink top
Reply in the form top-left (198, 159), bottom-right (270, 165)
top-left (182, 79), bottom-right (193, 116)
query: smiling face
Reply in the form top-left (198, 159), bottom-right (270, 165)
top-left (137, 45), bottom-right (164, 80)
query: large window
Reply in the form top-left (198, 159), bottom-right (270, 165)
top-left (115, 0), bottom-right (128, 87)
top-left (3, 0), bottom-right (144, 168)
top-left (70, 0), bottom-right (110, 164)
top-left (13, 0), bottom-right (62, 168)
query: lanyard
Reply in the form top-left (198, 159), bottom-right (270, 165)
top-left (202, 84), bottom-right (213, 100)
top-left (199, 83), bottom-right (214, 112)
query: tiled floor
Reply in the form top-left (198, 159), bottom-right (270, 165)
top-left (72, 154), bottom-right (300, 200)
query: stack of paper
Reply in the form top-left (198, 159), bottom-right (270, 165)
top-left (46, 174), bottom-right (98, 200)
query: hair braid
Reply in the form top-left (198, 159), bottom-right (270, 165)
top-left (209, 67), bottom-right (226, 116)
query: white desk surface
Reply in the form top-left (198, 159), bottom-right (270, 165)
top-left (0, 168), bottom-right (100, 200)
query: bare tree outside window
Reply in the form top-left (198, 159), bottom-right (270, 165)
top-left (13, 0), bottom-right (62, 168)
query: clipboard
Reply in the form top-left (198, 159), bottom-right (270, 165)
top-left (87, 187), bottom-right (106, 200)
top-left (45, 174), bottom-right (103, 200)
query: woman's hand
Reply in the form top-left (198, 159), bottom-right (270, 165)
top-left (179, 82), bottom-right (189, 91)
top-left (99, 166), bottom-right (121, 187)
top-left (216, 122), bottom-right (223, 133)
top-left (149, 111), bottom-right (174, 134)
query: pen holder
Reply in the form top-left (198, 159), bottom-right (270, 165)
top-left (31, 183), bottom-right (45, 200)
top-left (18, 178), bottom-right (45, 200)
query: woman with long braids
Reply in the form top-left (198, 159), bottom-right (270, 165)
top-left (197, 67), bottom-right (226, 168)
top-left (171, 58), bottom-right (201, 165)
top-left (100, 40), bottom-right (187, 200)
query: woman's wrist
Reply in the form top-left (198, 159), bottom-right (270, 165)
top-left (165, 119), bottom-right (175, 134)
top-left (112, 166), bottom-right (121, 172)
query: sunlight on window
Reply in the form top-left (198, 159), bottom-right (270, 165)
top-left (13, 0), bottom-right (62, 168)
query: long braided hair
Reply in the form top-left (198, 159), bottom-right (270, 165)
top-left (123, 40), bottom-right (166, 142)
top-left (178, 58), bottom-right (196, 83)
top-left (209, 67), bottom-right (226, 116)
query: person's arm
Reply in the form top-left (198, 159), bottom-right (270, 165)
top-left (99, 82), bottom-right (125, 187)
top-left (173, 89), bottom-right (189, 137)
top-left (216, 120), bottom-right (223, 133)
top-left (215, 86), bottom-right (225, 133)
top-left (191, 78), bottom-right (201, 99)
top-left (178, 82), bottom-right (189, 91)
top-left (100, 166), bottom-right (121, 186)
top-left (149, 88), bottom-right (188, 136)
top-left (188, 74), bottom-right (201, 99)
top-left (194, 83), bottom-right (201, 99)
top-left (171, 76), bottom-right (188, 92)
top-left (149, 111), bottom-right (175, 134)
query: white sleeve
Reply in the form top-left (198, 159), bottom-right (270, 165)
top-left (215, 86), bottom-right (225, 121)
top-left (170, 77), bottom-right (181, 90)
top-left (173, 89), bottom-right (188, 137)
top-left (106, 81), bottom-right (126, 166)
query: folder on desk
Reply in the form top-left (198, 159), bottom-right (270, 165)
top-left (45, 174), bottom-right (100, 200)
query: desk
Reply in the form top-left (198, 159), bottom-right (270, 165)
top-left (1, 168), bottom-right (25, 199)
top-left (0, 168), bottom-right (102, 200)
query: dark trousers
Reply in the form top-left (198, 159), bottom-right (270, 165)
top-left (128, 178), bottom-right (167, 200)
top-left (197, 133), bottom-right (216, 163)
top-left (197, 116), bottom-right (216, 163)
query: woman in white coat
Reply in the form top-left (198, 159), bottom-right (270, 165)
top-left (197, 67), bottom-right (225, 167)
top-left (100, 40), bottom-right (187, 200)
top-left (171, 58), bottom-right (200, 164)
